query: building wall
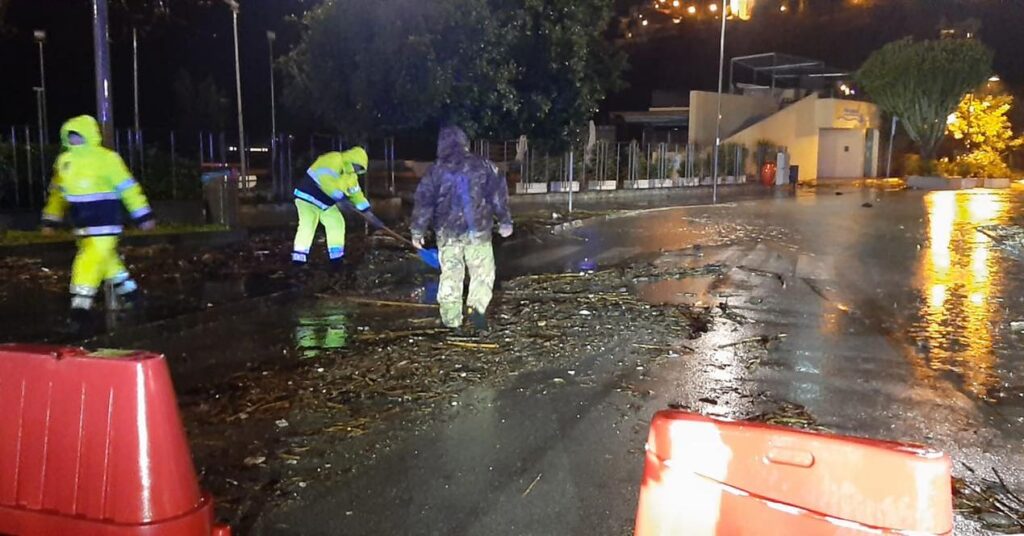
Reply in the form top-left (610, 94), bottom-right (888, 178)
top-left (688, 91), bottom-right (779, 147)
top-left (725, 94), bottom-right (822, 179)
top-left (725, 94), bottom-right (881, 179)
top-left (815, 98), bottom-right (880, 130)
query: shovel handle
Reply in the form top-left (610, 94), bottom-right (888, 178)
top-left (354, 209), bottom-right (418, 250)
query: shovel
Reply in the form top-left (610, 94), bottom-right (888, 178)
top-left (354, 210), bottom-right (441, 270)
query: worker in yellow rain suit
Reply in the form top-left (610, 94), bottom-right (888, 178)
top-left (292, 147), bottom-right (383, 268)
top-left (41, 115), bottom-right (155, 335)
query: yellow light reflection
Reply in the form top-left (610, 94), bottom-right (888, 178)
top-left (918, 192), bottom-right (1007, 399)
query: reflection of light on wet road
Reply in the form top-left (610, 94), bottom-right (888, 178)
top-left (295, 310), bottom-right (349, 359)
top-left (918, 191), bottom-right (1007, 399)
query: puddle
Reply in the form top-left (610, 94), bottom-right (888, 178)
top-left (636, 276), bottom-right (720, 305)
top-left (295, 307), bottom-right (351, 359)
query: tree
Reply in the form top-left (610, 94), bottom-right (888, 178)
top-left (492, 0), bottom-right (626, 146)
top-left (172, 70), bottom-right (228, 131)
top-left (857, 38), bottom-right (993, 161)
top-left (943, 91), bottom-right (1023, 177)
top-left (280, 0), bottom-right (624, 145)
top-left (280, 0), bottom-right (516, 139)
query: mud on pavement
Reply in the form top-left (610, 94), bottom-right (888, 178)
top-left (179, 258), bottom-right (731, 531)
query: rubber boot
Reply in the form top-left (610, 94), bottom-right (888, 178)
top-left (469, 308), bottom-right (488, 333)
top-left (63, 308), bottom-right (99, 339)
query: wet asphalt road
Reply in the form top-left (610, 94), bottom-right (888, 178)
top-left (248, 188), bottom-right (1024, 535)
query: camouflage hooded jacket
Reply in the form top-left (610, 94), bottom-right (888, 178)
top-left (411, 126), bottom-right (512, 243)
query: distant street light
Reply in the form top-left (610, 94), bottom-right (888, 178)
top-left (711, 0), bottom-right (727, 204)
top-left (92, 0), bottom-right (115, 147)
top-left (33, 30), bottom-right (48, 144)
top-left (224, 0), bottom-right (248, 183)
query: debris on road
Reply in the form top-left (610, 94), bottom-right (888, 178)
top-left (955, 465), bottom-right (1024, 533)
top-left (183, 258), bottom-right (720, 527)
top-left (745, 402), bottom-right (830, 433)
top-left (717, 334), bottom-right (787, 350)
top-left (978, 225), bottom-right (1024, 261)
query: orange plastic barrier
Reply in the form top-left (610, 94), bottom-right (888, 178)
top-left (0, 344), bottom-right (230, 536)
top-left (635, 410), bottom-right (952, 535)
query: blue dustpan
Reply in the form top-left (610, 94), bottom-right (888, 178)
top-left (417, 248), bottom-right (441, 270)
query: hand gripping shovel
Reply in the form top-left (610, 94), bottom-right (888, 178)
top-left (354, 210), bottom-right (441, 270)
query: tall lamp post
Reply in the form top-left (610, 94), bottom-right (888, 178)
top-left (33, 30), bottom-right (48, 144)
top-left (132, 27), bottom-right (144, 177)
top-left (267, 30), bottom-right (278, 197)
top-left (92, 0), bottom-right (115, 147)
top-left (225, 0), bottom-right (247, 183)
top-left (710, 0), bottom-right (728, 204)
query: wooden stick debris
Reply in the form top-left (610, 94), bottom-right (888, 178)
top-left (446, 341), bottom-right (499, 350)
top-left (717, 334), bottom-right (787, 349)
top-left (329, 296), bottom-right (438, 309)
top-left (522, 473), bottom-right (543, 497)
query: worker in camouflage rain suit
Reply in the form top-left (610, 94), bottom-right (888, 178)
top-left (41, 115), bottom-right (155, 334)
top-left (411, 126), bottom-right (513, 332)
top-left (292, 147), bottom-right (383, 267)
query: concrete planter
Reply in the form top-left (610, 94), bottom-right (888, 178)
top-left (588, 180), bottom-right (618, 191)
top-left (625, 180), bottom-right (653, 189)
top-left (515, 183), bottom-right (549, 194)
top-left (983, 178), bottom-right (1012, 189)
top-left (907, 176), bottom-right (978, 190)
top-left (549, 181), bottom-right (580, 193)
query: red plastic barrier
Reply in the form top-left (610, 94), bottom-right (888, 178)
top-left (635, 410), bottom-right (953, 535)
top-left (0, 344), bottom-right (230, 536)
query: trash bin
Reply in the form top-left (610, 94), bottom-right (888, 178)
top-left (760, 163), bottom-right (776, 187)
top-left (201, 167), bottom-right (240, 227)
top-left (789, 165), bottom-right (800, 184)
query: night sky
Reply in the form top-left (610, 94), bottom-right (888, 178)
top-left (1, 0), bottom-right (1022, 137)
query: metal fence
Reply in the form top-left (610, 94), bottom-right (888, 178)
top-left (1, 126), bottom-right (754, 210)
top-left (504, 141), bottom-right (750, 193)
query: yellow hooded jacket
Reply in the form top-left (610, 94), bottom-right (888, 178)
top-left (42, 115), bottom-right (152, 236)
top-left (293, 148), bottom-right (370, 211)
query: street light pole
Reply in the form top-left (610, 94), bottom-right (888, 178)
top-left (132, 27), bottom-right (144, 177)
top-left (132, 27), bottom-right (141, 138)
top-left (226, 0), bottom-right (247, 184)
top-left (710, 0), bottom-right (728, 204)
top-left (34, 87), bottom-right (45, 178)
top-left (92, 0), bottom-right (115, 147)
top-left (33, 30), bottom-right (48, 144)
top-left (886, 116), bottom-right (899, 178)
top-left (267, 30), bottom-right (278, 197)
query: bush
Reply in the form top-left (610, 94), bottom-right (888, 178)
top-left (939, 150), bottom-right (1012, 178)
top-left (137, 147), bottom-right (203, 201)
top-left (904, 154), bottom-right (940, 176)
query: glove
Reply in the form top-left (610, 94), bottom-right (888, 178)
top-left (138, 219), bottom-right (157, 231)
top-left (40, 226), bottom-right (56, 236)
top-left (498, 223), bottom-right (513, 238)
top-left (362, 209), bottom-right (384, 230)
top-left (411, 234), bottom-right (425, 250)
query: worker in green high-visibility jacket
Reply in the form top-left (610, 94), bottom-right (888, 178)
top-left (291, 147), bottom-right (383, 268)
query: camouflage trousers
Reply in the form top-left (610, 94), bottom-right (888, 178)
top-left (438, 236), bottom-right (496, 328)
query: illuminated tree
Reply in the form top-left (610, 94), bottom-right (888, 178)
top-left (944, 92), bottom-right (1023, 177)
top-left (857, 38), bottom-right (993, 161)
